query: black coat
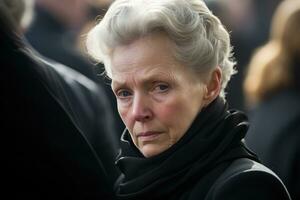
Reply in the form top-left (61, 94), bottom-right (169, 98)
top-left (0, 6), bottom-right (117, 199)
top-left (246, 90), bottom-right (300, 200)
top-left (114, 98), bottom-right (290, 200)
top-left (185, 158), bottom-right (290, 200)
top-left (25, 47), bottom-right (121, 183)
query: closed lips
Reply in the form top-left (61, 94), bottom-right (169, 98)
top-left (137, 131), bottom-right (162, 137)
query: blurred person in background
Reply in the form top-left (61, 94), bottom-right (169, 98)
top-left (25, 0), bottom-right (125, 134)
top-left (25, 0), bottom-right (92, 77)
top-left (86, 0), bottom-right (291, 199)
top-left (205, 0), bottom-right (281, 112)
top-left (77, 0), bottom-right (113, 52)
top-left (244, 1), bottom-right (300, 199)
top-left (1, 0), bottom-right (120, 197)
top-left (24, 0), bottom-right (121, 182)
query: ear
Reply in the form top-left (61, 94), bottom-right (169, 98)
top-left (202, 67), bottom-right (222, 106)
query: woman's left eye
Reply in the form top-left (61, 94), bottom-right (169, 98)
top-left (154, 84), bottom-right (169, 92)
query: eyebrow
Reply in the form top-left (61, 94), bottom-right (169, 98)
top-left (111, 70), bottom-right (175, 90)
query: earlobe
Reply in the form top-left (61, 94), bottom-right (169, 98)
top-left (203, 67), bottom-right (222, 106)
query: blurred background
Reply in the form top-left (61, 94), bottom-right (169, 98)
top-left (204, 0), bottom-right (282, 111)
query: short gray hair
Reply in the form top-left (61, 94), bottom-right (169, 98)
top-left (86, 0), bottom-right (236, 99)
top-left (3, 0), bottom-right (34, 29)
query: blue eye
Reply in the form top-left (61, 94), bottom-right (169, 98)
top-left (117, 90), bottom-right (132, 98)
top-left (154, 84), bottom-right (169, 92)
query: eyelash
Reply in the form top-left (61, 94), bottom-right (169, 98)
top-left (153, 83), bottom-right (169, 93)
top-left (116, 89), bottom-right (132, 99)
top-left (114, 83), bottom-right (170, 99)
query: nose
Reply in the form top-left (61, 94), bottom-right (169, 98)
top-left (132, 93), bottom-right (153, 122)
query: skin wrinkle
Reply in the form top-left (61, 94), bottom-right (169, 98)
top-left (111, 64), bottom-right (178, 92)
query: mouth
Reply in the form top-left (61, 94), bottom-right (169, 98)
top-left (136, 131), bottom-right (162, 142)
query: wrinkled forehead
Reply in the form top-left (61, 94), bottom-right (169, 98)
top-left (108, 33), bottom-right (177, 74)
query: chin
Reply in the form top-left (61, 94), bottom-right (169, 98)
top-left (140, 145), bottom-right (167, 158)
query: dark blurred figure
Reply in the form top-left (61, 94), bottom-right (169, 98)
top-left (1, 0), bottom-right (118, 199)
top-left (25, 0), bottom-right (125, 134)
top-left (206, 0), bottom-right (281, 111)
top-left (254, 0), bottom-right (282, 43)
top-left (205, 0), bottom-right (258, 111)
top-left (23, 0), bottom-right (120, 182)
top-left (77, 0), bottom-right (113, 53)
top-left (25, 0), bottom-right (93, 78)
top-left (244, 1), bottom-right (300, 199)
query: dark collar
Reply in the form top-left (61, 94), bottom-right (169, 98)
top-left (115, 97), bottom-right (258, 199)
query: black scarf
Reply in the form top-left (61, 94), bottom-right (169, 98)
top-left (115, 98), bottom-right (258, 200)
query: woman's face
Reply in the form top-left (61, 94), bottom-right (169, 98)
top-left (110, 33), bottom-right (207, 157)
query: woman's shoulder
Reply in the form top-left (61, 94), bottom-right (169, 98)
top-left (197, 158), bottom-right (290, 200)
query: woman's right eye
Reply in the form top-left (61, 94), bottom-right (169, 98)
top-left (116, 90), bottom-right (132, 99)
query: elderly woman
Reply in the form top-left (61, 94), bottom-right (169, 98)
top-left (86, 0), bottom-right (290, 199)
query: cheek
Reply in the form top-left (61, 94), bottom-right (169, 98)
top-left (155, 99), bottom-right (186, 127)
top-left (156, 95), bottom-right (199, 140)
top-left (117, 105), bottom-right (132, 128)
